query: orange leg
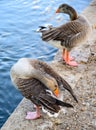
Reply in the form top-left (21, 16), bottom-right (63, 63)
top-left (62, 49), bottom-right (78, 67)
top-left (62, 49), bottom-right (74, 61)
top-left (25, 106), bottom-right (41, 120)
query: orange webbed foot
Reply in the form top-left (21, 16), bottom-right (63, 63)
top-left (66, 60), bottom-right (78, 67)
top-left (62, 49), bottom-right (78, 67)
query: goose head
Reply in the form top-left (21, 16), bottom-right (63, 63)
top-left (46, 77), bottom-right (59, 97)
top-left (56, 4), bottom-right (78, 20)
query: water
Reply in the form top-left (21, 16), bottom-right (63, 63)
top-left (0, 0), bottom-right (91, 128)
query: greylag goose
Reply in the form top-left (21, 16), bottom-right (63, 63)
top-left (10, 58), bottom-right (78, 120)
top-left (39, 3), bottom-right (92, 66)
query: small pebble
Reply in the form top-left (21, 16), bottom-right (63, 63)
top-left (80, 107), bottom-right (86, 111)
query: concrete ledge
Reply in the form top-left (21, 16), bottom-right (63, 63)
top-left (1, 0), bottom-right (96, 130)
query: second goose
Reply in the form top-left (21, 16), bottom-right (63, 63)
top-left (39, 3), bottom-right (92, 66)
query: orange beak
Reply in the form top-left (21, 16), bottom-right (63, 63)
top-left (54, 87), bottom-right (59, 97)
top-left (55, 8), bottom-right (60, 13)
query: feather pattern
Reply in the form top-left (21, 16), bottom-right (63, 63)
top-left (39, 4), bottom-right (92, 51)
top-left (10, 58), bottom-right (77, 114)
top-left (31, 59), bottom-right (78, 102)
top-left (11, 72), bottom-right (73, 114)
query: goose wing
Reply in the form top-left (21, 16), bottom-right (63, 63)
top-left (10, 58), bottom-right (58, 94)
top-left (13, 77), bottom-right (73, 113)
top-left (37, 92), bottom-right (73, 113)
top-left (41, 17), bottom-right (89, 49)
top-left (33, 60), bottom-right (78, 102)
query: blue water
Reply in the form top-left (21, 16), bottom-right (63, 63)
top-left (0, 0), bottom-right (91, 128)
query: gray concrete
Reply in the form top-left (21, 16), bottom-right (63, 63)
top-left (1, 0), bottom-right (96, 130)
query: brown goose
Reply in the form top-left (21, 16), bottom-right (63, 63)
top-left (39, 3), bottom-right (92, 66)
top-left (10, 58), bottom-right (78, 119)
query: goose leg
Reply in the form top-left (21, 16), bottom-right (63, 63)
top-left (62, 49), bottom-right (74, 61)
top-left (25, 106), bottom-right (41, 120)
top-left (33, 104), bottom-right (41, 109)
top-left (63, 49), bottom-right (78, 66)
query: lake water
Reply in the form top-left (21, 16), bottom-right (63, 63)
top-left (0, 0), bottom-right (91, 128)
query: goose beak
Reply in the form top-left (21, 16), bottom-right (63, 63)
top-left (55, 9), bottom-right (60, 13)
top-left (54, 87), bottom-right (59, 97)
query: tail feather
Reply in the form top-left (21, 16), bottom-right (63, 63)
top-left (39, 96), bottom-right (60, 113)
top-left (43, 32), bottom-right (60, 41)
top-left (42, 29), bottom-right (60, 41)
top-left (38, 93), bottom-right (73, 113)
top-left (56, 99), bottom-right (73, 108)
top-left (39, 26), bottom-right (47, 30)
top-left (42, 30), bottom-right (55, 40)
top-left (61, 78), bottom-right (78, 103)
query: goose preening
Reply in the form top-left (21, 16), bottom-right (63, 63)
top-left (10, 58), bottom-right (78, 120)
top-left (38, 3), bottom-right (92, 66)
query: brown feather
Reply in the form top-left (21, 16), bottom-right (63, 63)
top-left (10, 58), bottom-right (74, 114)
top-left (31, 59), bottom-right (78, 102)
top-left (39, 4), bottom-right (91, 51)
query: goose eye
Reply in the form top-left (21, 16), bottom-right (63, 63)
top-left (55, 85), bottom-right (57, 88)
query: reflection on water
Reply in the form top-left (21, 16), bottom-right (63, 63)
top-left (0, 0), bottom-right (91, 128)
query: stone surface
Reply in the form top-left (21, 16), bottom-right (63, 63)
top-left (1, 0), bottom-right (96, 130)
